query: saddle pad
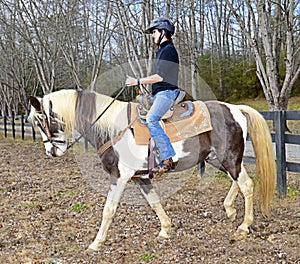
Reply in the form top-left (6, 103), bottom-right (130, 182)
top-left (132, 101), bottom-right (212, 145)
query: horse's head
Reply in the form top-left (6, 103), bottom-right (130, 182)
top-left (28, 95), bottom-right (68, 157)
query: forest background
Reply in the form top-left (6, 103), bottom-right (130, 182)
top-left (0, 0), bottom-right (299, 116)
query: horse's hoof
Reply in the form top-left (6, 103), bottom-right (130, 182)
top-left (235, 228), bottom-right (249, 237)
top-left (158, 230), bottom-right (170, 239)
top-left (229, 230), bottom-right (247, 242)
top-left (228, 212), bottom-right (237, 222)
top-left (87, 242), bottom-right (101, 252)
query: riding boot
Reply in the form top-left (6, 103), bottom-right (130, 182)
top-left (153, 158), bottom-right (174, 175)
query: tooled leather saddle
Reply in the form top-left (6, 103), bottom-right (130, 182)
top-left (129, 93), bottom-right (212, 146)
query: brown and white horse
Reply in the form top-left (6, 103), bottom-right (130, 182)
top-left (28, 89), bottom-right (276, 251)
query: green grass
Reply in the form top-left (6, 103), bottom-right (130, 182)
top-left (214, 170), bottom-right (228, 179)
top-left (65, 244), bottom-right (81, 251)
top-left (231, 96), bottom-right (300, 111)
top-left (140, 253), bottom-right (155, 261)
top-left (18, 201), bottom-right (42, 209)
top-left (71, 203), bottom-right (88, 212)
top-left (287, 186), bottom-right (300, 197)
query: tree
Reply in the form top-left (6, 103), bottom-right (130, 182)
top-left (225, 0), bottom-right (300, 110)
top-left (0, 0), bottom-right (299, 115)
top-left (0, 0), bottom-right (38, 115)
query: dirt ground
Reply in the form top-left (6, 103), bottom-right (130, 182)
top-left (0, 138), bottom-right (299, 264)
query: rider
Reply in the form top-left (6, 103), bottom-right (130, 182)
top-left (126, 17), bottom-right (179, 174)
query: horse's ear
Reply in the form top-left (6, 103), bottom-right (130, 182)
top-left (30, 96), bottom-right (41, 112)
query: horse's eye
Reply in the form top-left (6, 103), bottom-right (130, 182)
top-left (37, 113), bottom-right (46, 119)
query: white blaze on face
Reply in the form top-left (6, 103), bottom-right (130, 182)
top-left (29, 106), bottom-right (67, 157)
top-left (40, 132), bottom-right (54, 157)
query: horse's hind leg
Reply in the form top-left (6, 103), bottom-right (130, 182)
top-left (234, 165), bottom-right (254, 235)
top-left (224, 180), bottom-right (239, 221)
top-left (133, 178), bottom-right (171, 239)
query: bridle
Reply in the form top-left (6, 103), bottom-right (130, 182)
top-left (35, 99), bottom-right (67, 147)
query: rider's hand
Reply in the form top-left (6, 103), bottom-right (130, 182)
top-left (126, 76), bottom-right (138, 86)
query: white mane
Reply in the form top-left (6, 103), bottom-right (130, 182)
top-left (43, 89), bottom-right (78, 135)
top-left (93, 92), bottom-right (128, 136)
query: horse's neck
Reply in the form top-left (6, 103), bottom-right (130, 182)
top-left (96, 95), bottom-right (128, 129)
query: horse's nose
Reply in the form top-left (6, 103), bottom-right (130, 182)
top-left (50, 147), bottom-right (58, 157)
top-left (46, 147), bottom-right (57, 157)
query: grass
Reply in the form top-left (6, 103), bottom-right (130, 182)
top-left (287, 186), bottom-right (300, 197)
top-left (140, 253), bottom-right (156, 261)
top-left (71, 203), bottom-right (88, 212)
top-left (230, 95), bottom-right (300, 111)
top-left (18, 201), bottom-right (42, 209)
top-left (65, 244), bottom-right (81, 251)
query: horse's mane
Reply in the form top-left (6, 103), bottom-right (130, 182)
top-left (93, 92), bottom-right (128, 137)
top-left (43, 89), bottom-right (78, 135)
top-left (43, 89), bottom-right (128, 137)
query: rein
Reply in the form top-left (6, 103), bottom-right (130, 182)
top-left (65, 85), bottom-right (128, 152)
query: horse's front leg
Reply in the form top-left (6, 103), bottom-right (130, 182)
top-left (88, 168), bottom-right (132, 251)
top-left (132, 178), bottom-right (171, 239)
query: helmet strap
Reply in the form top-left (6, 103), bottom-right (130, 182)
top-left (157, 30), bottom-right (166, 46)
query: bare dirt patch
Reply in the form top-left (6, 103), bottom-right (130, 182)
top-left (0, 138), bottom-right (299, 263)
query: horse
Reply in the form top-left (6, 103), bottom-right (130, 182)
top-left (28, 89), bottom-right (276, 251)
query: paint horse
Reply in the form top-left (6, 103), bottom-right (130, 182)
top-left (28, 89), bottom-right (276, 251)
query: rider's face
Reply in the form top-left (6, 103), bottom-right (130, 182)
top-left (152, 29), bottom-right (161, 44)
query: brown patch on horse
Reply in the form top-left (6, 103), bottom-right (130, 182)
top-left (206, 102), bottom-right (244, 180)
top-left (222, 109), bottom-right (244, 180)
top-left (74, 91), bottom-right (107, 148)
top-left (75, 91), bottom-right (96, 132)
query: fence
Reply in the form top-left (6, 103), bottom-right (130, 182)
top-left (1, 111), bottom-right (300, 198)
top-left (0, 114), bottom-right (37, 141)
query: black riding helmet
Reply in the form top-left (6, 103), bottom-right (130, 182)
top-left (145, 17), bottom-right (175, 35)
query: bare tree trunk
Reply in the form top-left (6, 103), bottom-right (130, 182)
top-left (279, 0), bottom-right (300, 109)
top-left (189, 1), bottom-right (198, 98)
top-left (87, 1), bottom-right (113, 91)
top-left (225, 0), bottom-right (300, 110)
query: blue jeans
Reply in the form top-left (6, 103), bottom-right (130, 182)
top-left (146, 89), bottom-right (179, 161)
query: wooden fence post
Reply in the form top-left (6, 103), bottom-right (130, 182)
top-left (4, 116), bottom-right (7, 137)
top-left (21, 115), bottom-right (25, 140)
top-left (274, 110), bottom-right (287, 198)
top-left (12, 113), bottom-right (15, 139)
top-left (31, 124), bottom-right (36, 141)
top-left (84, 137), bottom-right (89, 152)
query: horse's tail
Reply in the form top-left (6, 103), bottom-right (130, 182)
top-left (238, 105), bottom-right (276, 217)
